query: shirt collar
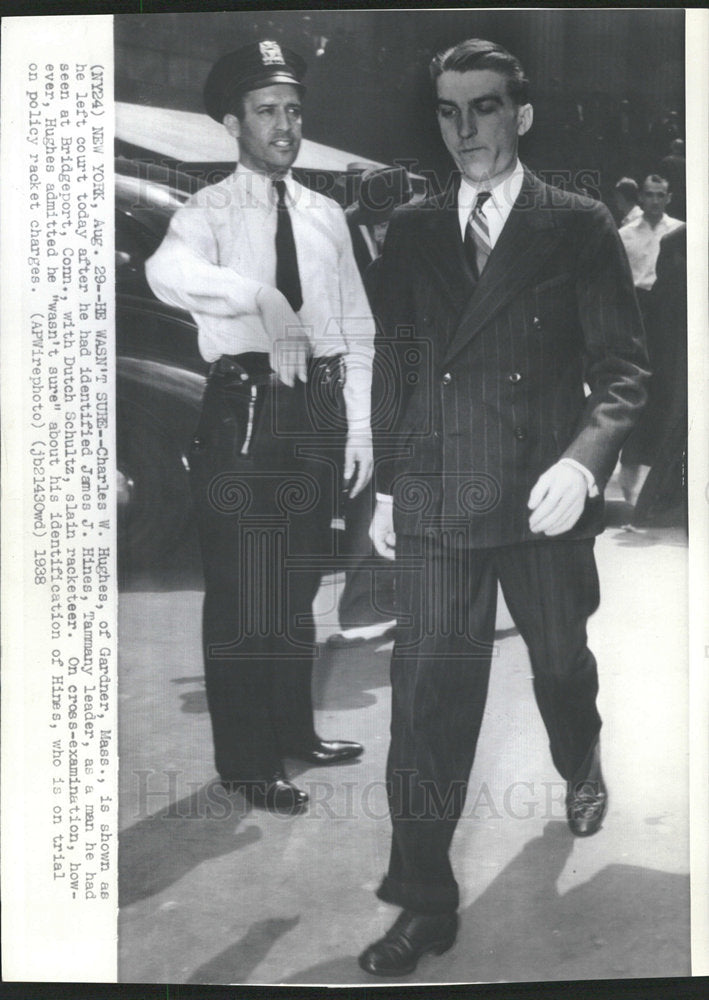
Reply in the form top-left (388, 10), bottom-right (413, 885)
top-left (621, 205), bottom-right (641, 226)
top-left (234, 163), bottom-right (296, 207)
top-left (458, 159), bottom-right (524, 214)
top-left (639, 213), bottom-right (671, 231)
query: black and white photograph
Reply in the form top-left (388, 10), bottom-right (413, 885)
top-left (1, 4), bottom-right (708, 992)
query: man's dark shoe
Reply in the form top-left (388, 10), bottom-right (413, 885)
top-left (566, 741), bottom-right (607, 837)
top-left (358, 909), bottom-right (458, 977)
top-left (222, 773), bottom-right (308, 814)
top-left (288, 738), bottom-right (363, 765)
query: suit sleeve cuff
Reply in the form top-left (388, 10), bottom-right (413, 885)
top-left (558, 458), bottom-right (599, 497)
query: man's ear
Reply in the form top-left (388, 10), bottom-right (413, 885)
top-left (517, 103), bottom-right (533, 137)
top-left (666, 190), bottom-right (673, 205)
top-left (223, 113), bottom-right (241, 140)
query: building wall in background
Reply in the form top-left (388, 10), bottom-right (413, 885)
top-left (115, 9), bottom-right (685, 199)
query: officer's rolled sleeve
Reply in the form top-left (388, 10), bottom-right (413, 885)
top-left (146, 205), bottom-right (262, 319)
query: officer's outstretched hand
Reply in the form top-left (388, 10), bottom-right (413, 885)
top-left (257, 286), bottom-right (310, 386)
top-left (344, 434), bottom-right (373, 499)
top-left (369, 498), bottom-right (396, 560)
top-left (528, 461), bottom-right (588, 536)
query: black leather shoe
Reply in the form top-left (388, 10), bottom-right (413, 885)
top-left (288, 739), bottom-right (363, 765)
top-left (358, 909), bottom-right (458, 977)
top-left (566, 742), bottom-right (607, 837)
top-left (222, 773), bottom-right (308, 814)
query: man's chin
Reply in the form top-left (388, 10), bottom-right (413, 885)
top-left (270, 154), bottom-right (298, 172)
top-left (459, 158), bottom-right (518, 187)
top-left (461, 169), bottom-right (492, 184)
top-left (458, 158), bottom-right (494, 184)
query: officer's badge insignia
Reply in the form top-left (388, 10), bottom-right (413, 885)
top-left (259, 41), bottom-right (285, 66)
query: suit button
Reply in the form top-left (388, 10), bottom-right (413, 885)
top-left (508, 372), bottom-right (523, 383)
top-left (514, 426), bottom-right (527, 441)
top-left (532, 316), bottom-right (542, 330)
top-left (441, 372), bottom-right (452, 386)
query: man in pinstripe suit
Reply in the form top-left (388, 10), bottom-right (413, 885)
top-left (359, 39), bottom-right (648, 977)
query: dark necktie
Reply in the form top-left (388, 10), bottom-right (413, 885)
top-left (273, 178), bottom-right (303, 312)
top-left (463, 190), bottom-right (492, 280)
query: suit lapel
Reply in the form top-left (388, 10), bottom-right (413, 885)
top-left (442, 170), bottom-right (566, 366)
top-left (415, 186), bottom-right (477, 317)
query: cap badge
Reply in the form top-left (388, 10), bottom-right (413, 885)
top-left (259, 41), bottom-right (286, 66)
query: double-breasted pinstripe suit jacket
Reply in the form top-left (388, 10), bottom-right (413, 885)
top-left (372, 168), bottom-right (649, 548)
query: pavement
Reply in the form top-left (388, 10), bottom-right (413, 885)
top-left (117, 519), bottom-right (690, 985)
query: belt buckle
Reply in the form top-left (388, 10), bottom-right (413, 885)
top-left (210, 357), bottom-right (251, 384)
top-left (224, 357), bottom-right (243, 376)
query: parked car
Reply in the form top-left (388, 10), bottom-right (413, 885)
top-left (115, 160), bottom-right (207, 585)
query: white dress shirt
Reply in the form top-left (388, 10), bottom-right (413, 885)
top-left (358, 223), bottom-right (378, 263)
top-left (620, 212), bottom-right (683, 291)
top-left (377, 160), bottom-right (596, 504)
top-left (457, 159), bottom-right (524, 245)
top-left (620, 203), bottom-right (642, 228)
top-left (146, 165), bottom-right (374, 432)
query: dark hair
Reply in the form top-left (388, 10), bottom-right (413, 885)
top-left (221, 85), bottom-right (247, 121)
top-left (614, 177), bottom-right (639, 203)
top-left (221, 83), bottom-right (304, 123)
top-left (430, 38), bottom-right (530, 106)
top-left (643, 173), bottom-right (670, 192)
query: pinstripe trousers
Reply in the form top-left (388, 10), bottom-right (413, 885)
top-left (377, 530), bottom-right (602, 914)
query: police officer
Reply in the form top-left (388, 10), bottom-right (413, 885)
top-left (146, 41), bottom-right (375, 813)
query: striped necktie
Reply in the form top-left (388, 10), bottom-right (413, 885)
top-left (464, 190), bottom-right (492, 280)
top-left (273, 178), bottom-right (303, 312)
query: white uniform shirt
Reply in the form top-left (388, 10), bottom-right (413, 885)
top-left (146, 165), bottom-right (375, 431)
top-left (620, 212), bottom-right (683, 291)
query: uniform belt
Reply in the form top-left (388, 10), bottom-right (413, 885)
top-left (208, 352), bottom-right (274, 385)
top-left (208, 352), bottom-right (345, 387)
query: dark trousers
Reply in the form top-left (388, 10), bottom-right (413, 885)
top-left (378, 531), bottom-right (602, 914)
top-left (622, 287), bottom-right (657, 467)
top-left (189, 355), bottom-right (344, 781)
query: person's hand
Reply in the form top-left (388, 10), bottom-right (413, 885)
top-left (528, 462), bottom-right (588, 536)
top-left (344, 435), bottom-right (373, 499)
top-left (257, 286), bottom-right (310, 386)
top-left (369, 498), bottom-right (396, 560)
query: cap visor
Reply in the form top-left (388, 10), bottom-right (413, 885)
top-left (240, 73), bottom-right (306, 93)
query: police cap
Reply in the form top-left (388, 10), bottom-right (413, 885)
top-left (204, 40), bottom-right (307, 122)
